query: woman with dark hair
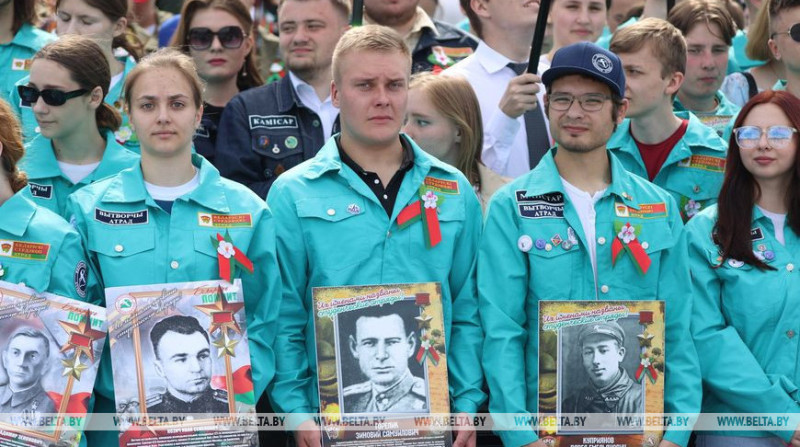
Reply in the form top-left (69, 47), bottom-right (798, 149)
top-left (65, 48), bottom-right (279, 447)
top-left (0, 97), bottom-right (96, 301)
top-left (171, 0), bottom-right (262, 163)
top-left (8, 0), bottom-right (142, 150)
top-left (18, 35), bottom-right (138, 217)
top-left (0, 0), bottom-right (56, 103)
top-left (687, 89), bottom-right (800, 447)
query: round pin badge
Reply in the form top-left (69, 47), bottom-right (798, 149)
top-left (764, 250), bottom-right (775, 261)
top-left (727, 259), bottom-right (744, 268)
top-left (518, 235), bottom-right (533, 252)
top-left (562, 241), bottom-right (573, 250)
top-left (285, 136), bottom-right (298, 149)
top-left (534, 239), bottom-right (546, 250)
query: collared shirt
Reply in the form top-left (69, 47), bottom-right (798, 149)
top-left (687, 205), bottom-right (800, 441)
top-left (288, 71), bottom-right (338, 139)
top-left (607, 111), bottom-right (728, 222)
top-left (479, 150), bottom-right (700, 447)
top-left (0, 24), bottom-right (55, 104)
top-left (0, 190), bottom-right (96, 300)
top-left (338, 135), bottom-right (415, 216)
top-left (444, 41), bottom-right (550, 178)
top-left (673, 91), bottom-right (741, 138)
top-left (66, 155), bottom-right (281, 447)
top-left (10, 55), bottom-right (139, 151)
top-left (364, 7), bottom-right (436, 57)
top-left (560, 177), bottom-right (606, 283)
top-left (20, 131), bottom-right (139, 217)
top-left (342, 371), bottom-right (427, 413)
top-left (267, 134), bottom-right (485, 429)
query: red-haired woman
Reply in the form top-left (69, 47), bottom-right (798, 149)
top-left (687, 89), bottom-right (800, 447)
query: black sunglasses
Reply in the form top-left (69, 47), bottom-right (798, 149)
top-left (187, 26), bottom-right (246, 51)
top-left (17, 85), bottom-right (88, 106)
top-left (771, 23), bottom-right (800, 42)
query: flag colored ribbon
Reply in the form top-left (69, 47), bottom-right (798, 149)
top-left (211, 231), bottom-right (254, 283)
top-left (212, 365), bottom-right (255, 405)
top-left (635, 357), bottom-right (658, 384)
top-left (611, 222), bottom-right (651, 275)
top-left (397, 190), bottom-right (442, 248)
top-left (415, 340), bottom-right (440, 366)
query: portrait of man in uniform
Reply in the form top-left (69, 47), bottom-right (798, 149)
top-left (339, 301), bottom-right (428, 414)
top-left (561, 320), bottom-right (643, 421)
top-left (0, 327), bottom-right (57, 424)
top-left (146, 315), bottom-right (229, 415)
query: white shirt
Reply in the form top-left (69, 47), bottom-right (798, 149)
top-left (289, 71), bottom-right (338, 139)
top-left (561, 177), bottom-right (606, 285)
top-left (444, 41), bottom-right (550, 178)
top-left (57, 161), bottom-right (100, 184)
top-left (145, 170), bottom-right (201, 201)
top-left (757, 206), bottom-right (787, 246)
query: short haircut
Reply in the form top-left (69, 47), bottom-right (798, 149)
top-left (769, 0), bottom-right (800, 20)
top-left (340, 301), bottom-right (416, 341)
top-left (610, 17), bottom-right (687, 78)
top-left (6, 328), bottom-right (50, 360)
top-left (332, 25), bottom-right (411, 83)
top-left (668, 0), bottom-right (737, 46)
top-left (123, 48), bottom-right (205, 111)
top-left (277, 0), bottom-right (351, 20)
top-left (149, 315), bottom-right (209, 359)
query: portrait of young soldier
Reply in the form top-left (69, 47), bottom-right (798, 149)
top-left (0, 328), bottom-right (57, 422)
top-left (340, 301), bottom-right (427, 414)
top-left (146, 315), bottom-right (229, 414)
top-left (561, 321), bottom-right (643, 415)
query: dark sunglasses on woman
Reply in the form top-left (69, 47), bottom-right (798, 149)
top-left (187, 26), bottom-right (246, 51)
top-left (17, 85), bottom-right (88, 106)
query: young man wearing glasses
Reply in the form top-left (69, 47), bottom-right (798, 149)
top-left (608, 18), bottom-right (728, 222)
top-left (479, 41), bottom-right (701, 447)
top-left (215, 0), bottom-right (350, 198)
top-left (767, 0), bottom-right (800, 96)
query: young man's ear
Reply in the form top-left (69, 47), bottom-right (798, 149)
top-left (154, 359), bottom-right (165, 378)
top-left (405, 332), bottom-right (416, 357)
top-left (348, 335), bottom-right (358, 358)
top-left (664, 71), bottom-right (685, 97)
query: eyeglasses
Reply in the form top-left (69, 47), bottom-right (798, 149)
top-left (187, 26), bottom-right (246, 51)
top-left (770, 23), bottom-right (800, 42)
top-left (548, 93), bottom-right (612, 112)
top-left (17, 85), bottom-right (88, 106)
top-left (733, 125), bottom-right (798, 149)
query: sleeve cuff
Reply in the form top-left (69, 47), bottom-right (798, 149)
top-left (497, 426), bottom-right (538, 447)
top-left (663, 427), bottom-right (691, 447)
top-left (286, 409), bottom-right (315, 431)
top-left (452, 398), bottom-right (479, 415)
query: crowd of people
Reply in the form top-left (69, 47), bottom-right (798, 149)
top-left (0, 0), bottom-right (799, 447)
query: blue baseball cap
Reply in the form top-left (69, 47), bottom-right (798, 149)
top-left (542, 41), bottom-right (625, 97)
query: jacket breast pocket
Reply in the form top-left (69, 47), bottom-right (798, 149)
top-left (609, 223), bottom-right (676, 299)
top-left (667, 164), bottom-right (723, 202)
top-left (88, 228), bottom-right (156, 282)
top-left (251, 131), bottom-right (305, 182)
top-left (525, 227), bottom-right (579, 299)
top-left (407, 201), bottom-right (466, 272)
top-left (296, 197), bottom-right (370, 272)
top-left (192, 230), bottom-right (254, 279)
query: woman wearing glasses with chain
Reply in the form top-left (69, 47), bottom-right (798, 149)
top-left (687, 89), bottom-right (800, 447)
top-left (170, 0), bottom-right (262, 165)
top-left (18, 35), bottom-right (138, 217)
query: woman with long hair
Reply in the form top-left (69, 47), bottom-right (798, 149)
top-left (65, 48), bottom-right (279, 447)
top-left (9, 0), bottom-right (142, 149)
top-left (19, 35), bottom-right (138, 217)
top-left (404, 73), bottom-right (511, 209)
top-left (687, 89), bottom-right (800, 447)
top-left (0, 0), bottom-right (56, 103)
top-left (0, 96), bottom-right (96, 301)
top-left (171, 0), bottom-right (262, 163)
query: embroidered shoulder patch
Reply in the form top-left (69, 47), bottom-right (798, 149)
top-left (677, 154), bottom-right (726, 172)
top-left (0, 240), bottom-right (50, 261)
top-left (423, 177), bottom-right (459, 195)
top-left (516, 191), bottom-right (564, 219)
top-left (197, 213), bottom-right (253, 228)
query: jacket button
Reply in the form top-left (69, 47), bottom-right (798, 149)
top-left (312, 120), bottom-right (320, 127)
top-left (114, 244), bottom-right (124, 252)
top-left (263, 168), bottom-right (273, 179)
top-left (600, 285), bottom-right (609, 294)
top-left (170, 260), bottom-right (179, 269)
top-left (327, 208), bottom-right (336, 216)
top-left (272, 145), bottom-right (280, 154)
top-left (641, 241), bottom-right (649, 250)
top-left (597, 237), bottom-right (606, 245)
top-left (787, 263), bottom-right (795, 272)
top-left (787, 330), bottom-right (795, 339)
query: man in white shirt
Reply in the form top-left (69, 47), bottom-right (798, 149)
top-left (215, 0), bottom-right (350, 198)
top-left (444, 0), bottom-right (550, 178)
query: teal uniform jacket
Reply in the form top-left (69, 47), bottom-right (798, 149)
top-left (607, 112), bottom-right (728, 222)
top-left (20, 131), bottom-right (139, 217)
top-left (266, 134), bottom-right (485, 428)
top-left (673, 92), bottom-right (741, 138)
top-left (0, 190), bottom-right (96, 301)
top-left (686, 205), bottom-right (800, 441)
top-left (65, 155), bottom-right (280, 445)
top-left (0, 24), bottom-right (55, 104)
top-left (478, 150), bottom-right (701, 447)
top-left (730, 29), bottom-right (765, 73)
top-left (9, 55), bottom-right (139, 151)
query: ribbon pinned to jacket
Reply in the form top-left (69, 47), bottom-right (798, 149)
top-left (397, 190), bottom-right (442, 248)
top-left (611, 222), bottom-right (651, 275)
top-left (211, 231), bottom-right (254, 283)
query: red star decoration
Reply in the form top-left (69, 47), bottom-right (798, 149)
top-left (194, 286), bottom-right (245, 336)
top-left (58, 309), bottom-right (105, 362)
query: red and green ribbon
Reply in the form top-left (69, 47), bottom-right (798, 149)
top-left (635, 356), bottom-right (658, 384)
top-left (415, 339), bottom-right (440, 366)
top-left (611, 221), bottom-right (651, 275)
top-left (397, 189), bottom-right (442, 248)
top-left (212, 365), bottom-right (255, 405)
top-left (210, 231), bottom-right (254, 283)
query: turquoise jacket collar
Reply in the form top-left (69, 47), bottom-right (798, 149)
top-left (23, 131), bottom-right (137, 182)
top-left (100, 154), bottom-right (230, 213)
top-left (0, 191), bottom-right (37, 237)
